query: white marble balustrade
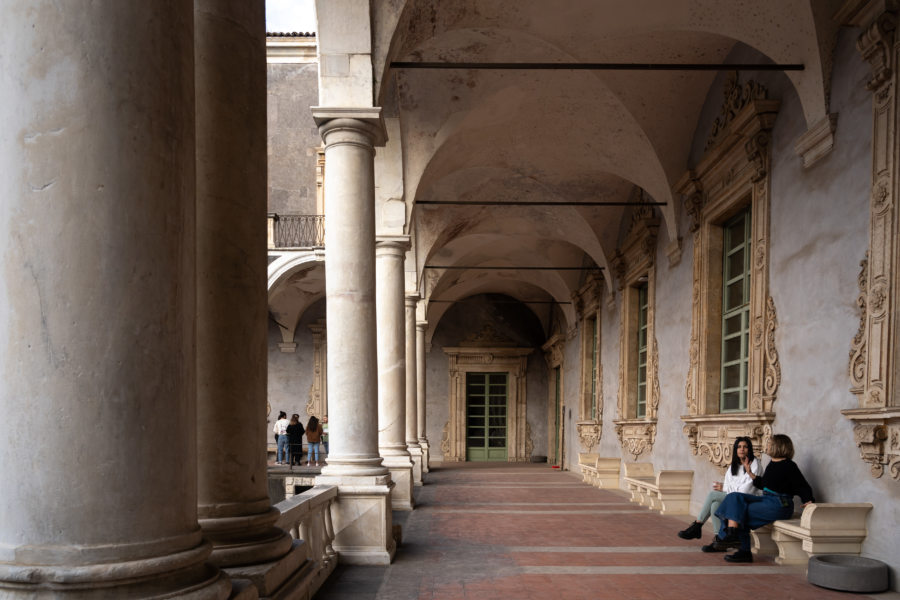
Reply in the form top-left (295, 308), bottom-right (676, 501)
top-left (273, 485), bottom-right (339, 596)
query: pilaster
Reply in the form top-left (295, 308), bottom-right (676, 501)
top-left (416, 320), bottom-right (431, 472)
top-left (406, 294), bottom-right (424, 485)
top-left (842, 1), bottom-right (900, 480)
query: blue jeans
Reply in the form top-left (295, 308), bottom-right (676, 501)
top-left (308, 442), bottom-right (320, 462)
top-left (715, 491), bottom-right (794, 550)
top-left (276, 434), bottom-right (289, 463)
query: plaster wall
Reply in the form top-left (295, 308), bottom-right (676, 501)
top-left (266, 299), bottom-right (325, 438)
top-left (267, 61), bottom-right (320, 214)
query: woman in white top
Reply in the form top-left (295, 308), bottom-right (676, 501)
top-left (273, 411), bottom-right (290, 465)
top-left (677, 437), bottom-right (762, 549)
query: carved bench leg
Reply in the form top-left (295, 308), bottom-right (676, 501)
top-left (772, 530), bottom-right (809, 566)
top-left (751, 525), bottom-right (776, 556)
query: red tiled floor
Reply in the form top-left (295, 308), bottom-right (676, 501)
top-left (315, 463), bottom-right (886, 600)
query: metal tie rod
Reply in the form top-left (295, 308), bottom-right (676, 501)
top-left (424, 266), bottom-right (602, 270)
top-left (391, 62), bottom-right (804, 71)
top-left (417, 200), bottom-right (666, 206)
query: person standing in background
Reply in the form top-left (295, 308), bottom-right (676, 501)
top-left (273, 411), bottom-right (289, 465)
top-left (287, 414), bottom-right (305, 466)
top-left (306, 416), bottom-right (324, 467)
top-left (321, 415), bottom-right (329, 456)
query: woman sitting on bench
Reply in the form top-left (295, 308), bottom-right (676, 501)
top-left (713, 434), bottom-right (815, 563)
top-left (677, 437), bottom-right (761, 548)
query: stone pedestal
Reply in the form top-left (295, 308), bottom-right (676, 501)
top-left (416, 320), bottom-right (431, 472)
top-left (406, 295), bottom-right (424, 485)
top-left (194, 0), bottom-right (294, 583)
top-left (313, 107), bottom-right (395, 564)
top-left (0, 3), bottom-right (228, 597)
top-left (376, 238), bottom-right (415, 511)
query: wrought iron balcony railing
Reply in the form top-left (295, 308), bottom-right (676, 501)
top-left (269, 214), bottom-right (324, 248)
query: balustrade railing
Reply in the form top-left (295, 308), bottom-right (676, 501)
top-left (274, 485), bottom-right (338, 596)
top-left (269, 214), bottom-right (325, 248)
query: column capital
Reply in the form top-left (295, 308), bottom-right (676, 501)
top-left (405, 292), bottom-right (420, 307)
top-left (416, 320), bottom-right (428, 331)
top-left (312, 106), bottom-right (387, 146)
top-left (375, 234), bottom-right (411, 253)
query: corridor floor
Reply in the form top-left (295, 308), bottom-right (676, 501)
top-left (314, 463), bottom-right (896, 600)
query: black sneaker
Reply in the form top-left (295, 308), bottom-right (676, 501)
top-left (724, 550), bottom-right (753, 563)
top-left (677, 521), bottom-right (703, 539)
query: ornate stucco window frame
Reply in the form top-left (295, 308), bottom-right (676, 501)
top-left (841, 4), bottom-right (900, 481)
top-left (542, 332), bottom-right (566, 465)
top-left (441, 338), bottom-right (533, 463)
top-left (572, 274), bottom-right (604, 450)
top-left (679, 77), bottom-right (781, 468)
top-left (308, 317), bottom-right (328, 417)
top-left (612, 204), bottom-right (661, 459)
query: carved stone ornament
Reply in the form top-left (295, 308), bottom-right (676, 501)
top-left (681, 415), bottom-right (774, 468)
top-left (842, 4), bottom-right (900, 482)
top-left (706, 71), bottom-right (769, 150)
top-left (525, 421), bottom-right (534, 458)
top-left (676, 76), bottom-right (780, 467)
top-left (615, 420), bottom-right (656, 460)
top-left (841, 408), bottom-right (900, 480)
top-left (441, 421), bottom-right (451, 459)
top-left (857, 12), bottom-right (897, 91)
top-left (576, 420), bottom-right (602, 450)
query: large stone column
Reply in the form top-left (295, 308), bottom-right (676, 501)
top-left (0, 3), bottom-right (228, 597)
top-left (406, 295), bottom-right (424, 484)
top-left (312, 108), bottom-right (395, 564)
top-left (194, 0), bottom-right (301, 596)
top-left (417, 320), bottom-right (432, 472)
top-left (376, 238), bottom-right (415, 510)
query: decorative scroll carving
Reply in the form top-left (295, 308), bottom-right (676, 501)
top-left (842, 5), bottom-right (900, 482)
top-left (682, 416), bottom-right (774, 468)
top-left (707, 72), bottom-right (769, 150)
top-left (574, 276), bottom-right (604, 425)
top-left (576, 421), bottom-right (602, 450)
top-left (615, 420), bottom-right (656, 460)
top-left (613, 197), bottom-right (660, 456)
top-left (850, 254), bottom-right (869, 394)
top-left (676, 79), bottom-right (780, 467)
top-left (857, 13), bottom-right (897, 91)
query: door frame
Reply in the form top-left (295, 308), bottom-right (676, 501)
top-left (442, 345), bottom-right (533, 462)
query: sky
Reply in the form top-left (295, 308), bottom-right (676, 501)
top-left (266, 0), bottom-right (317, 33)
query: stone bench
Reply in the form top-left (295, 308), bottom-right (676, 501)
top-left (751, 503), bottom-right (873, 566)
top-left (622, 462), bottom-right (693, 515)
top-left (579, 454), bottom-right (620, 489)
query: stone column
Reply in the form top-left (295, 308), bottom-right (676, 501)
top-left (417, 320), bottom-right (431, 472)
top-left (194, 0), bottom-right (301, 596)
top-left (312, 108), bottom-right (395, 564)
top-left (376, 238), bottom-right (415, 510)
top-left (0, 3), bottom-right (229, 597)
top-left (406, 295), bottom-right (424, 484)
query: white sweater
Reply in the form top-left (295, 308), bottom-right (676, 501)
top-left (722, 458), bottom-right (762, 495)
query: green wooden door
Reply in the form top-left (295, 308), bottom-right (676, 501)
top-left (466, 372), bottom-right (508, 461)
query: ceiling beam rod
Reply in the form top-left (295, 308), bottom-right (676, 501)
top-left (391, 61), bottom-right (804, 71)
top-left (429, 299), bottom-right (571, 304)
top-left (417, 200), bottom-right (666, 206)
top-left (424, 266), bottom-right (602, 270)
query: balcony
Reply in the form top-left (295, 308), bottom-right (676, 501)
top-left (268, 214), bottom-right (325, 249)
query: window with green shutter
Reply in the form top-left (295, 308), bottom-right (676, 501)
top-left (720, 209), bottom-right (751, 412)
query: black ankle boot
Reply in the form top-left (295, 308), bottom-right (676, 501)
top-left (718, 527), bottom-right (741, 548)
top-left (724, 549), bottom-right (753, 563)
top-left (677, 521), bottom-right (703, 539)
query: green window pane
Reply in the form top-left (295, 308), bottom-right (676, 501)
top-left (722, 391), bottom-right (742, 412)
top-left (723, 335), bottom-right (742, 363)
top-left (720, 208), bottom-right (751, 412)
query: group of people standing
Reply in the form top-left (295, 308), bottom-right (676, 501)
top-left (676, 434), bottom-right (814, 563)
top-left (273, 412), bottom-right (329, 467)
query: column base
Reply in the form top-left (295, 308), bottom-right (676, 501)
top-left (223, 540), bottom-right (316, 600)
top-left (0, 544), bottom-right (231, 599)
top-left (419, 439), bottom-right (430, 473)
top-left (313, 474), bottom-right (396, 565)
top-left (199, 506), bottom-right (294, 568)
top-left (382, 457), bottom-right (415, 511)
top-left (408, 445), bottom-right (424, 486)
